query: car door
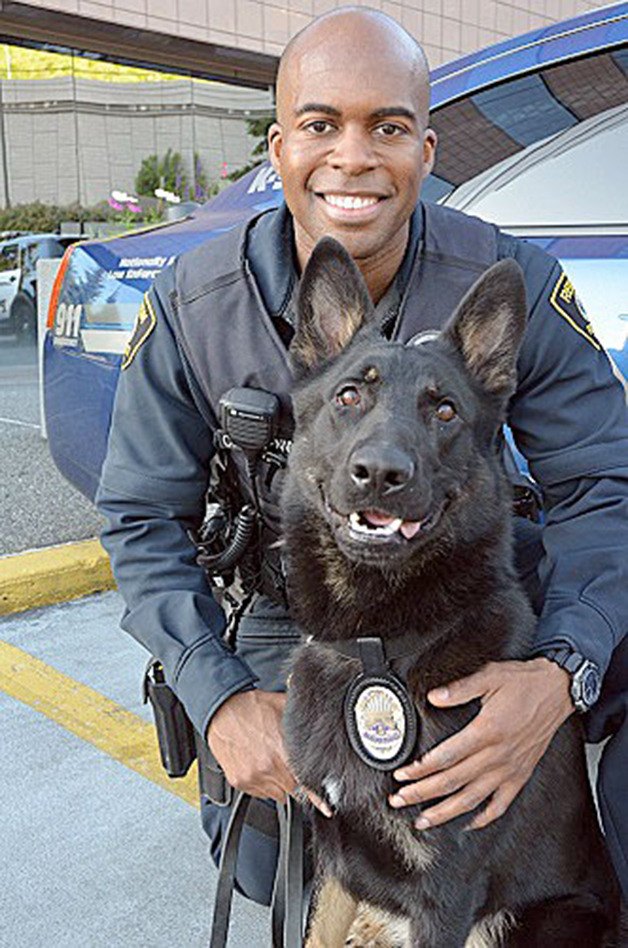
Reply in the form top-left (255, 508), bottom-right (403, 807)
top-left (0, 242), bottom-right (20, 323)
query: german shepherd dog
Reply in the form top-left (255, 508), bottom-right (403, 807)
top-left (280, 238), bottom-right (619, 946)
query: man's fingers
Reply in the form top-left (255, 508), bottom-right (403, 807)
top-left (389, 752), bottom-right (487, 808)
top-left (468, 783), bottom-right (522, 831)
top-left (291, 785), bottom-right (333, 818)
top-left (427, 663), bottom-right (497, 708)
top-left (394, 716), bottom-right (491, 782)
top-left (413, 776), bottom-right (499, 830)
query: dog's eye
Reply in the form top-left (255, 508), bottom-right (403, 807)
top-left (436, 400), bottom-right (457, 422)
top-left (336, 386), bottom-right (361, 407)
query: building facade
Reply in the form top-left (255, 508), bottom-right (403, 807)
top-left (0, 0), bottom-right (615, 208)
top-left (0, 0), bottom-right (612, 78)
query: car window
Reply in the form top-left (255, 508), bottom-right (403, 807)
top-left (424, 46), bottom-right (628, 227)
top-left (22, 242), bottom-right (40, 273)
top-left (0, 244), bottom-right (19, 272)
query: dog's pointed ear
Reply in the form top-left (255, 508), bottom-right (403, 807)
top-left (291, 237), bottom-right (375, 375)
top-left (443, 259), bottom-right (527, 397)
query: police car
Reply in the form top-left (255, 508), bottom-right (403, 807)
top-left (0, 233), bottom-right (74, 339)
top-left (44, 3), bottom-right (628, 500)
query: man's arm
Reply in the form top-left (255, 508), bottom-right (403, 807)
top-left (388, 248), bottom-right (628, 828)
top-left (97, 271), bottom-right (258, 737)
top-left (98, 268), bottom-right (330, 811)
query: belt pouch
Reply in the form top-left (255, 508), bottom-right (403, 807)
top-left (196, 731), bottom-right (233, 807)
top-left (143, 659), bottom-right (197, 778)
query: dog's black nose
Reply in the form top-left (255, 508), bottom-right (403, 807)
top-left (349, 445), bottom-right (415, 494)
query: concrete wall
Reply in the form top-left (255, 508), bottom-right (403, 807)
top-left (0, 77), bottom-right (272, 206)
top-left (0, 0), bottom-right (614, 207)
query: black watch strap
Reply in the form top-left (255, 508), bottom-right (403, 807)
top-left (542, 646), bottom-right (583, 675)
top-left (537, 647), bottom-right (601, 712)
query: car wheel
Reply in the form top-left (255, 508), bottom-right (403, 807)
top-left (11, 293), bottom-right (36, 344)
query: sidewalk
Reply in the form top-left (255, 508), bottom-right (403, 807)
top-left (0, 591), bottom-right (268, 947)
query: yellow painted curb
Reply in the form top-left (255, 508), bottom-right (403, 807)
top-left (0, 539), bottom-right (115, 616)
top-left (0, 641), bottom-right (198, 808)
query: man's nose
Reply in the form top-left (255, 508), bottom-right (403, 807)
top-left (349, 444), bottom-right (415, 495)
top-left (329, 126), bottom-right (378, 174)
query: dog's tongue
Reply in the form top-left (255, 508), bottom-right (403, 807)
top-left (362, 510), bottom-right (422, 539)
top-left (399, 520), bottom-right (422, 539)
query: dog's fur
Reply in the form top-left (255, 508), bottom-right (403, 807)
top-left (281, 238), bottom-right (619, 946)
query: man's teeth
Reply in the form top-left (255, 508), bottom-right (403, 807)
top-left (324, 194), bottom-right (378, 210)
top-left (348, 511), bottom-right (403, 537)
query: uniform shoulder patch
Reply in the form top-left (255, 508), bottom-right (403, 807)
top-left (549, 271), bottom-right (601, 351)
top-left (121, 294), bottom-right (157, 370)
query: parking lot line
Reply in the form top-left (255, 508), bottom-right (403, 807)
top-left (0, 640), bottom-right (199, 808)
top-left (0, 415), bottom-right (40, 429)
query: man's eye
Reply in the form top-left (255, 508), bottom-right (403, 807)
top-left (305, 120), bottom-right (334, 134)
top-left (336, 386), bottom-right (361, 407)
top-left (375, 123), bottom-right (405, 137)
top-left (436, 400), bottom-right (457, 422)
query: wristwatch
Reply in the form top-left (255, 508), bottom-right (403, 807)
top-left (539, 647), bottom-right (602, 713)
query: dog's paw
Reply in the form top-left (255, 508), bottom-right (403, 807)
top-left (345, 903), bottom-right (409, 948)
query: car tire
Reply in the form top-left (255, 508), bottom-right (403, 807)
top-left (11, 293), bottom-right (36, 344)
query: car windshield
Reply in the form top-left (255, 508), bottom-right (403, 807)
top-left (425, 46), bottom-right (628, 229)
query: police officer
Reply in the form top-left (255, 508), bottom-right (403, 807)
top-left (97, 7), bottom-right (628, 908)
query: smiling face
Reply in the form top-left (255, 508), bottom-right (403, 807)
top-left (269, 11), bottom-right (436, 283)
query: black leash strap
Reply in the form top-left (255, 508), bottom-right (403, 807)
top-left (209, 792), bottom-right (305, 948)
top-left (209, 790), bottom-right (253, 948)
top-left (274, 797), bottom-right (304, 948)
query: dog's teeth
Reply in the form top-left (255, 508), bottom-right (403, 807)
top-left (348, 512), bottom-right (404, 537)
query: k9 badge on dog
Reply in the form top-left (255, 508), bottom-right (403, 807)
top-left (344, 671), bottom-right (418, 771)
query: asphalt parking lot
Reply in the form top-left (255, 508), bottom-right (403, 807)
top-left (1, 591), bottom-right (268, 947)
top-left (0, 335), bottom-right (103, 555)
top-left (0, 334), bottom-right (266, 945)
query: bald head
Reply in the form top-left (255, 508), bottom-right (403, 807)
top-left (276, 7), bottom-right (430, 127)
top-left (268, 4), bottom-right (437, 293)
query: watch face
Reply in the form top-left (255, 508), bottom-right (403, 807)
top-left (581, 667), bottom-right (601, 707)
top-left (573, 662), bottom-right (601, 710)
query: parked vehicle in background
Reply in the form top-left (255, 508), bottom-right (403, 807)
top-left (43, 4), bottom-right (628, 501)
top-left (0, 233), bottom-right (75, 340)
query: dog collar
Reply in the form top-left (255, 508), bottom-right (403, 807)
top-left (310, 635), bottom-right (419, 772)
top-left (310, 629), bottom-right (424, 664)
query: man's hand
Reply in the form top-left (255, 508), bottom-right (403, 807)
top-left (388, 659), bottom-right (574, 830)
top-left (206, 689), bottom-right (331, 816)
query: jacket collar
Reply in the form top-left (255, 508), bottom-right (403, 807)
top-left (246, 202), bottom-right (424, 322)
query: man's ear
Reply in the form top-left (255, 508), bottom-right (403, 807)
top-left (291, 237), bottom-right (375, 375)
top-left (268, 122), bottom-right (282, 175)
top-left (422, 128), bottom-right (437, 179)
top-left (442, 259), bottom-right (527, 398)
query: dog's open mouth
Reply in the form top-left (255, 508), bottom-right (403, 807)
top-left (322, 492), bottom-right (445, 552)
top-left (348, 509), bottom-right (428, 541)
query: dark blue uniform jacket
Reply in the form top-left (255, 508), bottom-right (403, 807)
top-left (97, 204), bottom-right (628, 741)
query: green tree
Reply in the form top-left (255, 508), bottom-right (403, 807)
top-left (162, 148), bottom-right (188, 197)
top-left (135, 149), bottom-right (188, 198)
top-left (227, 115), bottom-right (274, 181)
top-left (135, 154), bottom-right (161, 198)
